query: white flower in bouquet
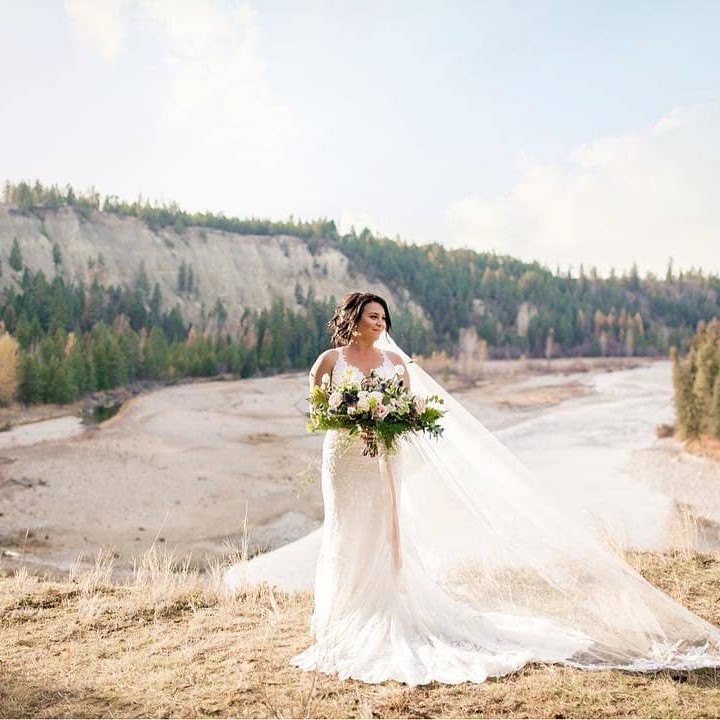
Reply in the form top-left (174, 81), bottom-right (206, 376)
top-left (321, 373), bottom-right (331, 386)
top-left (413, 395), bottom-right (427, 414)
top-left (368, 391), bottom-right (384, 409)
top-left (343, 366), bottom-right (364, 386)
top-left (373, 404), bottom-right (391, 420)
top-left (307, 363), bottom-right (445, 457)
top-left (395, 396), bottom-right (412, 416)
top-left (375, 364), bottom-right (396, 381)
top-left (356, 392), bottom-right (370, 412)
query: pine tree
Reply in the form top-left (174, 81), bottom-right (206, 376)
top-left (18, 355), bottom-right (43, 404)
top-left (149, 283), bottom-right (162, 326)
top-left (671, 347), bottom-right (685, 430)
top-left (673, 350), bottom-right (702, 439)
top-left (177, 261), bottom-right (187, 294)
top-left (162, 305), bottom-right (186, 342)
top-left (48, 360), bottom-right (77, 403)
top-left (85, 279), bottom-right (105, 328)
top-left (106, 334), bottom-right (129, 387)
top-left (693, 341), bottom-right (717, 433)
top-left (67, 332), bottom-right (90, 395)
top-left (14, 313), bottom-right (33, 350)
top-left (9, 237), bottom-right (22, 272)
top-left (710, 375), bottom-right (720, 439)
top-left (258, 329), bottom-right (273, 371)
top-left (214, 299), bottom-right (228, 328)
top-left (126, 289), bottom-right (148, 331)
top-left (144, 326), bottom-right (169, 379)
top-left (91, 325), bottom-right (112, 390)
top-left (134, 262), bottom-right (150, 303)
top-left (119, 326), bottom-right (141, 380)
top-left (52, 243), bottom-right (62, 272)
top-left (15, 183), bottom-right (33, 211)
top-left (2, 304), bottom-right (16, 334)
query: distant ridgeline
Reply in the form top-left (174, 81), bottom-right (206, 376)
top-left (1, 179), bottom-right (719, 406)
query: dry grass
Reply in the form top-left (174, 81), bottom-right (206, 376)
top-left (652, 427), bottom-right (720, 462)
top-left (1, 549), bottom-right (720, 718)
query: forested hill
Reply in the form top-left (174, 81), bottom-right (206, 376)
top-left (2, 180), bottom-right (720, 367)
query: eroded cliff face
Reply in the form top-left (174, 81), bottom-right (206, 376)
top-left (0, 205), bottom-right (396, 327)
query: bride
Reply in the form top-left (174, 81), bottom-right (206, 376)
top-left (289, 291), bottom-right (720, 685)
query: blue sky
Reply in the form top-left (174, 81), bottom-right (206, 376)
top-left (2, 0), bottom-right (719, 275)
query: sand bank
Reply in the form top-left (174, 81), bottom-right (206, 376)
top-left (1, 360), bottom-right (718, 582)
top-left (0, 374), bottom-right (324, 577)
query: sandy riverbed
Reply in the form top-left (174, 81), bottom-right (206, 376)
top-left (1, 358), bottom-right (718, 580)
top-left (0, 374), bottom-right (324, 577)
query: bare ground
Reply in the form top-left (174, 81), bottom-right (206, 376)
top-left (0, 374), bottom-right (326, 579)
top-left (4, 356), bottom-right (720, 583)
top-left (685, 435), bottom-right (720, 464)
top-left (0, 359), bottom-right (627, 580)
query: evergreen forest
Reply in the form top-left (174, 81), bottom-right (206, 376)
top-left (0, 266), bottom-right (337, 405)
top-left (1, 180), bottom-right (719, 407)
top-left (671, 319), bottom-right (720, 441)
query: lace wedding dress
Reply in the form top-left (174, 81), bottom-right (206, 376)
top-left (290, 339), bottom-right (720, 685)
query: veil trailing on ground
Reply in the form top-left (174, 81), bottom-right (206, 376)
top-left (376, 332), bottom-right (720, 670)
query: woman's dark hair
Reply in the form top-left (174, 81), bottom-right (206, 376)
top-left (328, 291), bottom-right (392, 347)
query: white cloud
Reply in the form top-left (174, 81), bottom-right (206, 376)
top-left (447, 103), bottom-right (720, 275)
top-left (141, 0), bottom-right (292, 149)
top-left (64, 0), bottom-right (130, 62)
top-left (63, 0), bottom-right (292, 151)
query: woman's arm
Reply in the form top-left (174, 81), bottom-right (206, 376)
top-left (387, 351), bottom-right (411, 392)
top-left (309, 349), bottom-right (338, 390)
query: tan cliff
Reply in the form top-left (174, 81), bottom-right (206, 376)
top-left (0, 204), bottom-right (401, 330)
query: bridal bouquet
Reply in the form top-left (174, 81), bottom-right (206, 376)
top-left (307, 364), bottom-right (445, 456)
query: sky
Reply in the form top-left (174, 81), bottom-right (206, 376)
top-left (1, 0), bottom-right (719, 276)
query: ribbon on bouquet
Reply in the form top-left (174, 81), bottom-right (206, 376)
top-left (379, 453), bottom-right (403, 575)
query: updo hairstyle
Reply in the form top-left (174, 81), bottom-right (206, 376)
top-left (328, 291), bottom-right (392, 347)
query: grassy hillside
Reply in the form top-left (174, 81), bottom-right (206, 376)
top-left (1, 549), bottom-right (719, 718)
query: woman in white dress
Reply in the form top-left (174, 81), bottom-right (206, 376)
top-left (291, 291), bottom-right (720, 686)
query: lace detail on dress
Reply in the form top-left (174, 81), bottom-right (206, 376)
top-left (286, 335), bottom-right (720, 685)
top-left (292, 346), bottom-right (591, 685)
top-left (331, 346), bottom-right (394, 385)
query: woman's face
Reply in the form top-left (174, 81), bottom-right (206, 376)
top-left (355, 301), bottom-right (387, 341)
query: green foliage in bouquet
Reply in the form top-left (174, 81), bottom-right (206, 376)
top-left (307, 365), bottom-right (445, 456)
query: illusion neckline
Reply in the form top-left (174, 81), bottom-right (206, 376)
top-left (336, 347), bottom-right (391, 379)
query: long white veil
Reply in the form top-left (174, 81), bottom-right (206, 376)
top-left (376, 333), bottom-right (720, 670)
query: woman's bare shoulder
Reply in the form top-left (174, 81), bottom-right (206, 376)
top-left (385, 350), bottom-right (405, 365)
top-left (315, 348), bottom-right (340, 365)
top-left (310, 348), bottom-right (340, 378)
